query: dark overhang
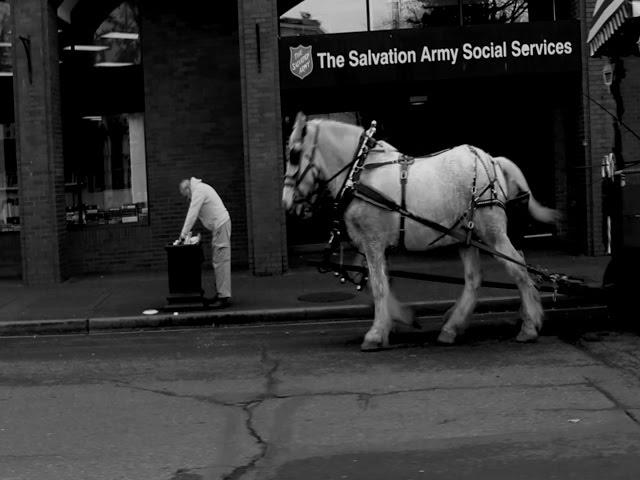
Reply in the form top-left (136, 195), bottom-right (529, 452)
top-left (587, 0), bottom-right (640, 56)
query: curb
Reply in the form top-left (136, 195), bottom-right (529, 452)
top-left (0, 293), bottom-right (606, 337)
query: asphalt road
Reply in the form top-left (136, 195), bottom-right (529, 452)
top-left (1, 318), bottom-right (640, 480)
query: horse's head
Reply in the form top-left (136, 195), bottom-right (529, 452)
top-left (282, 112), bottom-right (325, 218)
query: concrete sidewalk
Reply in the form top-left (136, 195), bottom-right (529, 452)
top-left (0, 248), bottom-right (609, 336)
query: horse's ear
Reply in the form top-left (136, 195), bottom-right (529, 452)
top-left (295, 111), bottom-right (306, 127)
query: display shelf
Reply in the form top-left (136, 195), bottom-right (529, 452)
top-left (1, 186), bottom-right (20, 233)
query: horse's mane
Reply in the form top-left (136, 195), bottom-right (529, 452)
top-left (309, 119), bottom-right (400, 154)
top-left (309, 118), bottom-right (362, 136)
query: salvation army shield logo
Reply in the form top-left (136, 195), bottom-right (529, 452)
top-left (289, 45), bottom-right (313, 80)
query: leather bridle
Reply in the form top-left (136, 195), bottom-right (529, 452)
top-left (284, 120), bottom-right (365, 214)
top-left (284, 122), bottom-right (323, 209)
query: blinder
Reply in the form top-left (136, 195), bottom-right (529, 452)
top-left (287, 123), bottom-right (308, 166)
top-left (284, 121), bottom-right (325, 215)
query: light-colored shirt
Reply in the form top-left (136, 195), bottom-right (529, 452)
top-left (181, 177), bottom-right (230, 236)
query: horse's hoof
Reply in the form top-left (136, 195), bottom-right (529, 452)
top-left (360, 340), bottom-right (384, 352)
top-left (516, 330), bottom-right (539, 343)
top-left (437, 330), bottom-right (457, 345)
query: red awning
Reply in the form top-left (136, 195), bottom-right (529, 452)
top-left (587, 0), bottom-right (640, 56)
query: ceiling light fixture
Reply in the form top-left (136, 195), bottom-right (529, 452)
top-left (100, 32), bottom-right (139, 40)
top-left (0, 72), bottom-right (14, 77)
top-left (0, 42), bottom-right (11, 48)
top-left (94, 62), bottom-right (134, 67)
top-left (409, 95), bottom-right (428, 106)
top-left (63, 45), bottom-right (109, 52)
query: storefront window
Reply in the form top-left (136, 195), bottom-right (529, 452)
top-left (0, 1), bottom-right (17, 233)
top-left (463, 0), bottom-right (528, 25)
top-left (280, 0), bottom-right (563, 36)
top-left (0, 0), bottom-right (10, 75)
top-left (280, 0), bottom-right (367, 36)
top-left (65, 114), bottom-right (147, 226)
top-left (0, 123), bottom-right (17, 232)
top-left (61, 2), bottom-right (147, 227)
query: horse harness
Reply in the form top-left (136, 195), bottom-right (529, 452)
top-left (338, 132), bottom-right (507, 251)
top-left (291, 119), bottom-right (576, 297)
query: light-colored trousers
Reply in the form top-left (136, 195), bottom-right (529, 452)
top-left (211, 219), bottom-right (231, 298)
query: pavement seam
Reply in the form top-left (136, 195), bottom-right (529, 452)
top-left (584, 376), bottom-right (640, 427)
top-left (265, 381), bottom-right (592, 401)
top-left (107, 381), bottom-right (237, 409)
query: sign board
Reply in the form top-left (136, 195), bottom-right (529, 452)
top-left (279, 21), bottom-right (581, 89)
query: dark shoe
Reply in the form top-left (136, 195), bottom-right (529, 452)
top-left (209, 297), bottom-right (231, 309)
top-left (204, 295), bottom-right (218, 307)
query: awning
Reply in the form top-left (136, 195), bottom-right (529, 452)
top-left (587, 0), bottom-right (640, 56)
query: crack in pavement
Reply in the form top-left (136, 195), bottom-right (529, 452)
top-left (357, 393), bottom-right (373, 410)
top-left (263, 380), bottom-right (592, 401)
top-left (105, 378), bottom-right (595, 408)
top-left (574, 338), bottom-right (640, 383)
top-left (169, 467), bottom-right (204, 480)
top-left (563, 337), bottom-right (640, 426)
top-left (105, 380), bottom-right (238, 409)
top-left (584, 376), bottom-right (640, 427)
top-left (260, 346), bottom-right (281, 400)
top-left (102, 364), bottom-right (605, 480)
top-left (222, 346), bottom-right (279, 480)
top-left (221, 401), bottom-right (268, 480)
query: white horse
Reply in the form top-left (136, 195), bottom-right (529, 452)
top-left (282, 112), bottom-right (560, 351)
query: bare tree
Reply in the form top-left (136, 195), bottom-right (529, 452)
top-left (405, 0), bottom-right (529, 27)
top-left (93, 1), bottom-right (141, 65)
top-left (0, 2), bottom-right (11, 72)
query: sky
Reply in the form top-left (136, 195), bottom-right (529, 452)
top-left (282, 0), bottom-right (384, 33)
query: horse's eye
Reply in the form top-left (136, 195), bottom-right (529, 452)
top-left (289, 145), bottom-right (301, 166)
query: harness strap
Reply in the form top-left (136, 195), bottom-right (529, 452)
top-left (338, 125), bottom-right (378, 203)
top-left (362, 147), bottom-right (451, 170)
top-left (352, 182), bottom-right (549, 279)
top-left (466, 146), bottom-right (507, 212)
top-left (398, 155), bottom-right (414, 249)
top-left (427, 214), bottom-right (466, 247)
top-left (354, 183), bottom-right (456, 238)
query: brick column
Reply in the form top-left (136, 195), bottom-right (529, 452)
top-left (581, 0), bottom-right (611, 256)
top-left (11, 0), bottom-right (67, 284)
top-left (238, 0), bottom-right (287, 275)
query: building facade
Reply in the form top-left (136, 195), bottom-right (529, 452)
top-left (0, 0), bottom-right (615, 284)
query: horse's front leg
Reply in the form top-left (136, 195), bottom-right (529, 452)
top-left (361, 245), bottom-right (393, 351)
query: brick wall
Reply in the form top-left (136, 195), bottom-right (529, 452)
top-left (576, 0), bottom-right (611, 256)
top-left (66, 0), bottom-right (248, 274)
top-left (238, 0), bottom-right (287, 275)
top-left (11, 0), bottom-right (68, 284)
top-left (618, 58), bottom-right (640, 168)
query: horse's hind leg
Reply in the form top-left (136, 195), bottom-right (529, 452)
top-left (491, 234), bottom-right (543, 342)
top-left (438, 246), bottom-right (482, 344)
top-left (360, 243), bottom-right (394, 351)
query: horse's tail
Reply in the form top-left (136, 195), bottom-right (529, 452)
top-left (494, 156), bottom-right (562, 225)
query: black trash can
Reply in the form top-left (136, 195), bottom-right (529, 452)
top-left (165, 242), bottom-right (205, 309)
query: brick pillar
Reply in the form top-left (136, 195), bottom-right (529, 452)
top-left (581, 0), bottom-right (611, 256)
top-left (238, 0), bottom-right (287, 275)
top-left (11, 0), bottom-right (67, 284)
